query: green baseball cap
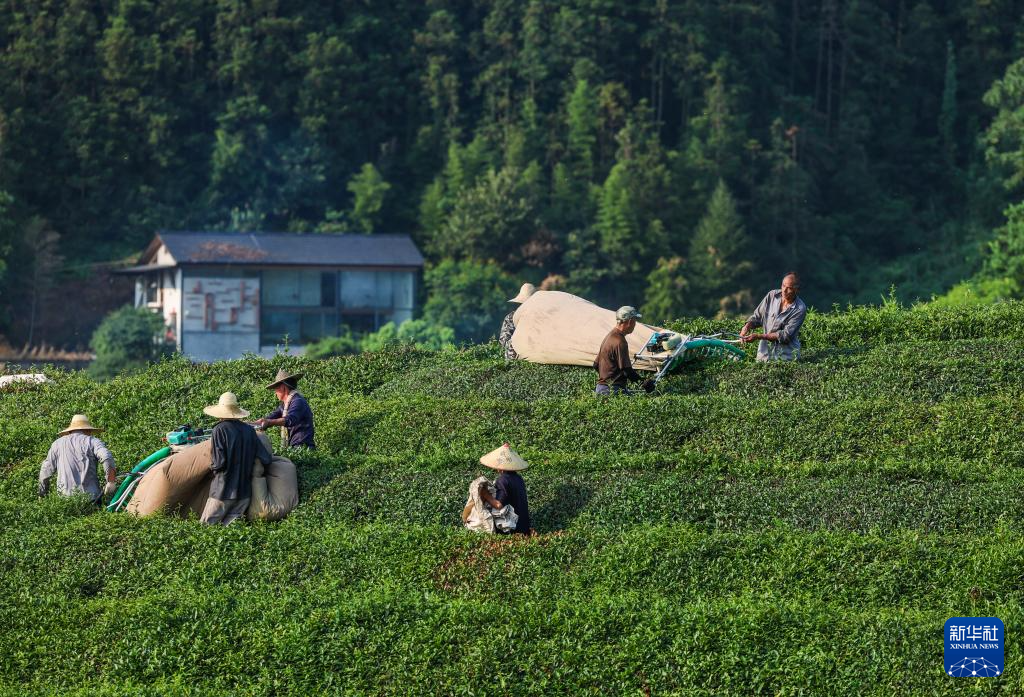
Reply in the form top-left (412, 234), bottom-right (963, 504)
top-left (615, 306), bottom-right (642, 322)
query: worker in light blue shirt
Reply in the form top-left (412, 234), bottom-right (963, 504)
top-left (39, 414), bottom-right (117, 504)
top-left (740, 272), bottom-right (808, 361)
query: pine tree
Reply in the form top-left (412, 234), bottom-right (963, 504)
top-left (347, 163), bottom-right (391, 234)
top-left (643, 256), bottom-right (690, 324)
top-left (549, 78), bottom-right (600, 232)
top-left (687, 179), bottom-right (753, 316)
top-left (566, 78), bottom-right (598, 184)
top-left (984, 202), bottom-right (1024, 295)
top-left (939, 41), bottom-right (958, 170)
top-left (983, 57), bottom-right (1024, 191)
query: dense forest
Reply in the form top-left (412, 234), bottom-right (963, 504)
top-left (2, 0), bottom-right (1024, 347)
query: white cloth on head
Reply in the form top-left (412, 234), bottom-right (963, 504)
top-left (462, 476), bottom-right (519, 534)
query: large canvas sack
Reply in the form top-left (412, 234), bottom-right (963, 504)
top-left (126, 440), bottom-right (215, 517)
top-left (509, 290), bottom-right (666, 370)
top-left (127, 433), bottom-right (298, 520)
top-left (247, 455), bottom-right (298, 521)
top-left (462, 475), bottom-right (519, 534)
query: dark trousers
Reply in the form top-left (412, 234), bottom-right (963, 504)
top-left (595, 384), bottom-right (632, 396)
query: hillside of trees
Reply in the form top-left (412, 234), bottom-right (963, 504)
top-left (2, 1), bottom-right (1024, 347)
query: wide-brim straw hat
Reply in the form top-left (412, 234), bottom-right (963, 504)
top-left (203, 392), bottom-right (250, 420)
top-left (480, 443), bottom-right (530, 472)
top-left (59, 414), bottom-right (103, 435)
top-left (266, 368), bottom-right (304, 390)
top-left (509, 283), bottom-right (536, 304)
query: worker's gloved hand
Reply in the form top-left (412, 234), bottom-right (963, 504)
top-left (104, 481), bottom-right (118, 497)
top-left (641, 379), bottom-right (656, 394)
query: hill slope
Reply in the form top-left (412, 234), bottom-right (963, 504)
top-left (2, 303), bottom-right (1023, 694)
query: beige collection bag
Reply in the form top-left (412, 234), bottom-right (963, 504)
top-left (126, 433), bottom-right (298, 521)
top-left (509, 290), bottom-right (666, 370)
top-left (462, 476), bottom-right (519, 534)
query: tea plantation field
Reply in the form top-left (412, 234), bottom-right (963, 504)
top-left (2, 302), bottom-right (1023, 694)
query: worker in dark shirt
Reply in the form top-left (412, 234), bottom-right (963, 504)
top-left (201, 392), bottom-right (272, 525)
top-left (477, 443), bottom-right (531, 535)
top-left (255, 369), bottom-right (315, 449)
top-left (594, 306), bottom-right (654, 396)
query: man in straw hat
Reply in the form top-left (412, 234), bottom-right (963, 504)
top-left (201, 392), bottom-right (272, 525)
top-left (594, 306), bottom-right (655, 396)
top-left (255, 369), bottom-right (315, 449)
top-left (38, 414), bottom-right (118, 504)
top-left (477, 443), bottom-right (531, 535)
top-left (498, 283), bottom-right (536, 361)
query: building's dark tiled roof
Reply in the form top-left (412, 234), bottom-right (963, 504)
top-left (152, 231), bottom-right (424, 267)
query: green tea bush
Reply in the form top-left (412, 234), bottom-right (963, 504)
top-left (3, 303), bottom-right (1024, 694)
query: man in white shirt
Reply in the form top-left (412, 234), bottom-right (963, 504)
top-left (39, 414), bottom-right (117, 504)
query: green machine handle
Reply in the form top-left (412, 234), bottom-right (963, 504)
top-left (105, 446), bottom-right (172, 512)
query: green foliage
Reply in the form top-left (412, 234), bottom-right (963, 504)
top-left (944, 201), bottom-right (1024, 306)
top-left (346, 163), bottom-right (390, 234)
top-left (642, 256), bottom-right (689, 324)
top-left (930, 277), bottom-right (1018, 307)
top-left (8, 0), bottom-right (1024, 344)
top-left (360, 319), bottom-right (455, 352)
top-left (301, 327), bottom-right (360, 358)
top-left (4, 304), bottom-right (1024, 693)
top-left (0, 190), bottom-right (12, 284)
top-left (303, 319), bottom-right (455, 357)
top-left (678, 58), bottom-right (748, 207)
top-left (939, 41), bottom-right (958, 169)
top-left (431, 165), bottom-right (538, 264)
top-left (984, 57), bottom-right (1024, 191)
top-left (422, 258), bottom-right (518, 342)
top-left (984, 201), bottom-right (1024, 291)
top-left (566, 79), bottom-right (598, 183)
top-left (686, 180), bottom-right (754, 316)
top-left (88, 306), bottom-right (170, 380)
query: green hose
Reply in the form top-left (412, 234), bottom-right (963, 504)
top-left (105, 446), bottom-right (172, 512)
top-left (668, 338), bottom-right (746, 371)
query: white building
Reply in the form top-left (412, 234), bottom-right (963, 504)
top-left (122, 231), bottom-right (424, 361)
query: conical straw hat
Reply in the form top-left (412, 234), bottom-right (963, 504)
top-left (59, 414), bottom-right (103, 435)
top-left (266, 368), bottom-right (304, 390)
top-left (479, 443), bottom-right (529, 471)
top-left (509, 283), bottom-right (536, 304)
top-left (203, 392), bottom-right (250, 420)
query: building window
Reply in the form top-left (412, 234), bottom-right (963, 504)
top-left (262, 270), bottom-right (326, 307)
top-left (261, 268), bottom-right (416, 345)
top-left (145, 275), bottom-right (159, 304)
top-left (338, 270), bottom-right (416, 331)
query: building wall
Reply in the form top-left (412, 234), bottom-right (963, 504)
top-left (138, 261), bottom-right (420, 361)
top-left (180, 268), bottom-right (260, 361)
top-left (134, 266), bottom-right (179, 347)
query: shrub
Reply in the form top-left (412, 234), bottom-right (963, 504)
top-left (302, 328), bottom-right (360, 358)
top-left (423, 258), bottom-right (519, 343)
top-left (88, 305), bottom-right (170, 380)
top-left (360, 319), bottom-right (456, 352)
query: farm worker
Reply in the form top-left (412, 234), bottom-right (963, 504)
top-left (594, 306), bottom-right (655, 396)
top-left (201, 392), bottom-right (272, 525)
top-left (477, 443), bottom-right (532, 535)
top-left (498, 282), bottom-right (536, 361)
top-left (38, 414), bottom-right (117, 504)
top-left (740, 272), bottom-right (808, 361)
top-left (255, 369), bottom-right (315, 449)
